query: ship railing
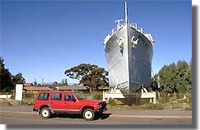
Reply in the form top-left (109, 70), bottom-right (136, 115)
top-left (104, 23), bottom-right (125, 45)
top-left (110, 23), bottom-right (125, 36)
top-left (104, 22), bottom-right (154, 45)
top-left (109, 22), bottom-right (146, 35)
top-left (130, 23), bottom-right (146, 34)
top-left (130, 23), bottom-right (154, 43)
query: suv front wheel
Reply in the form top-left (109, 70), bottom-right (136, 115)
top-left (40, 107), bottom-right (51, 118)
top-left (83, 108), bottom-right (95, 121)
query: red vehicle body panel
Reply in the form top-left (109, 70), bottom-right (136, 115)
top-left (33, 91), bottom-right (107, 114)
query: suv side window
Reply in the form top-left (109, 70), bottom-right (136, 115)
top-left (51, 93), bottom-right (62, 101)
top-left (65, 94), bottom-right (74, 101)
top-left (38, 93), bottom-right (49, 100)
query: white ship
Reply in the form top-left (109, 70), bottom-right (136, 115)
top-left (104, 2), bottom-right (154, 91)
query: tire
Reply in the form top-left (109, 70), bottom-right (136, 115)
top-left (82, 108), bottom-right (95, 121)
top-left (40, 107), bottom-right (51, 118)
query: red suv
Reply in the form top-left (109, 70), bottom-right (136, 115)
top-left (33, 91), bottom-right (107, 120)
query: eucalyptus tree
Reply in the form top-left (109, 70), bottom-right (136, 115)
top-left (157, 60), bottom-right (192, 95)
top-left (65, 63), bottom-right (108, 93)
top-left (0, 57), bottom-right (13, 91)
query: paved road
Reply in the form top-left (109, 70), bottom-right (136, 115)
top-left (0, 106), bottom-right (192, 126)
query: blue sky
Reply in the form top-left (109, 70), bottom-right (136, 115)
top-left (0, 0), bottom-right (192, 84)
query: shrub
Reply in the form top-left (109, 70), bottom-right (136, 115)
top-left (157, 92), bottom-right (171, 103)
top-left (141, 103), bottom-right (164, 110)
top-left (23, 92), bottom-right (36, 99)
top-left (93, 92), bottom-right (103, 100)
top-left (0, 99), bottom-right (13, 106)
top-left (108, 98), bottom-right (117, 106)
top-left (139, 99), bottom-right (150, 105)
top-left (22, 98), bottom-right (34, 105)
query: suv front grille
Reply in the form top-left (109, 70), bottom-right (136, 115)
top-left (101, 102), bottom-right (106, 109)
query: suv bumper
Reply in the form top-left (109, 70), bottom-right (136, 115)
top-left (98, 108), bottom-right (107, 113)
top-left (103, 108), bottom-right (107, 112)
top-left (33, 108), bottom-right (39, 112)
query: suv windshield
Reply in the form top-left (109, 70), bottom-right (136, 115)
top-left (74, 92), bottom-right (86, 100)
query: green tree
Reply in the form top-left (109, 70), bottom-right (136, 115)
top-left (180, 60), bottom-right (192, 92)
top-left (159, 63), bottom-right (178, 94)
top-left (176, 60), bottom-right (189, 92)
top-left (65, 63), bottom-right (108, 93)
top-left (0, 57), bottom-right (13, 91)
top-left (12, 73), bottom-right (26, 86)
top-left (157, 60), bottom-right (192, 95)
top-left (0, 57), bottom-right (26, 91)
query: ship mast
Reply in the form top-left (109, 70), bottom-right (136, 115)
top-left (124, 1), bottom-right (128, 25)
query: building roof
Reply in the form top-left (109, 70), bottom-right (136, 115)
top-left (56, 85), bottom-right (88, 91)
top-left (23, 83), bottom-right (33, 87)
top-left (23, 87), bottom-right (52, 91)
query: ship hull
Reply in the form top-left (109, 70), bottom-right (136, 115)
top-left (105, 24), bottom-right (153, 91)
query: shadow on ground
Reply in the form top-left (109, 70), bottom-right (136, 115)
top-left (51, 113), bottom-right (112, 120)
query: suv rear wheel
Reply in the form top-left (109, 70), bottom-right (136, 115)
top-left (40, 107), bottom-right (51, 118)
top-left (83, 108), bottom-right (95, 121)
